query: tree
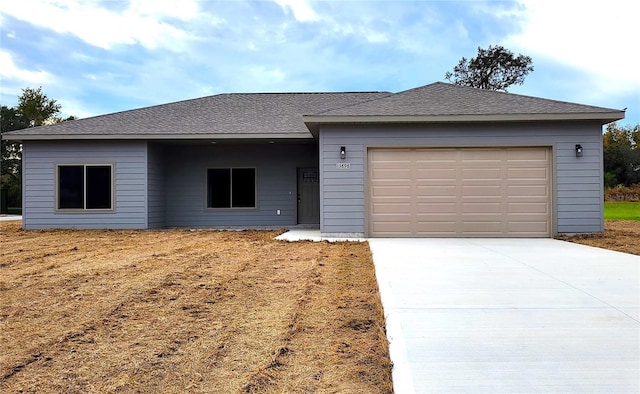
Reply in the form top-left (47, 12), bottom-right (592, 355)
top-left (603, 122), bottom-right (640, 188)
top-left (1, 106), bottom-right (29, 209)
top-left (1, 106), bottom-right (28, 179)
top-left (445, 45), bottom-right (534, 91)
top-left (17, 87), bottom-right (61, 126)
top-left (1, 87), bottom-right (65, 210)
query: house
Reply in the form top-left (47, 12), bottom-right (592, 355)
top-left (4, 82), bottom-right (624, 237)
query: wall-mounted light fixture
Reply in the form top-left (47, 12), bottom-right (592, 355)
top-left (575, 144), bottom-right (583, 157)
top-left (340, 146), bottom-right (346, 160)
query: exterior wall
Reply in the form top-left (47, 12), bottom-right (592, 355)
top-left (164, 142), bottom-right (318, 228)
top-left (22, 141), bottom-right (148, 229)
top-left (319, 122), bottom-right (604, 236)
top-left (147, 143), bottom-right (166, 228)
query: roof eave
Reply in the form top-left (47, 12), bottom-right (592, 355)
top-left (303, 111), bottom-right (625, 136)
top-left (2, 132), bottom-right (315, 142)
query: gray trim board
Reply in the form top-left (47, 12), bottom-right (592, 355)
top-left (5, 133), bottom-right (315, 141)
top-left (304, 113), bottom-right (623, 136)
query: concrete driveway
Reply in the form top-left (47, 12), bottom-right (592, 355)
top-left (368, 238), bottom-right (640, 393)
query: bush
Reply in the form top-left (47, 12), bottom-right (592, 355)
top-left (604, 184), bottom-right (640, 202)
top-left (604, 172), bottom-right (618, 189)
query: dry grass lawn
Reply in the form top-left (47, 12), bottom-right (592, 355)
top-left (0, 222), bottom-right (392, 393)
top-left (557, 220), bottom-right (640, 256)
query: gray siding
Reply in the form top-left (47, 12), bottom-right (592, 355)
top-left (22, 141), bottom-right (148, 229)
top-left (147, 143), bottom-right (166, 228)
top-left (164, 143), bottom-right (317, 228)
top-left (319, 122), bottom-right (604, 236)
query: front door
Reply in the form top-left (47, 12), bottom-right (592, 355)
top-left (297, 168), bottom-right (320, 224)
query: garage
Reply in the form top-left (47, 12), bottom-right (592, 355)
top-left (368, 147), bottom-right (551, 237)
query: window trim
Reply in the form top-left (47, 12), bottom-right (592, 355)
top-left (55, 163), bottom-right (115, 212)
top-left (205, 167), bottom-right (257, 210)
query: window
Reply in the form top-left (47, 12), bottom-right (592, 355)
top-left (207, 168), bottom-right (256, 208)
top-left (58, 165), bottom-right (113, 210)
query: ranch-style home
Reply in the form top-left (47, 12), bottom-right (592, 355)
top-left (4, 82), bottom-right (624, 237)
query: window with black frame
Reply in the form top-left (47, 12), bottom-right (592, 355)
top-left (207, 168), bottom-right (256, 209)
top-left (57, 165), bottom-right (112, 210)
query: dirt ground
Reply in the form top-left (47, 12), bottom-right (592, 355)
top-left (557, 220), bottom-right (640, 255)
top-left (0, 222), bottom-right (392, 393)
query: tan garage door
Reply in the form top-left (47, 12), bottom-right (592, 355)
top-left (368, 147), bottom-right (551, 237)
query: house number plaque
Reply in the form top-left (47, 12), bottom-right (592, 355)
top-left (336, 163), bottom-right (351, 170)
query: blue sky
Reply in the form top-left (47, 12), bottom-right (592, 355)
top-left (1, 0), bottom-right (638, 127)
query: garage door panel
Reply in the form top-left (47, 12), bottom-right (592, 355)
top-left (416, 213), bottom-right (458, 220)
top-left (508, 194), bottom-right (549, 202)
top-left (371, 221), bottom-right (413, 234)
top-left (415, 185), bottom-right (456, 197)
top-left (417, 203), bottom-right (457, 214)
top-left (462, 221), bottom-right (503, 233)
top-left (508, 185), bottom-right (547, 197)
top-left (415, 168), bottom-right (456, 179)
top-left (371, 203), bottom-right (411, 214)
top-left (461, 185), bottom-right (501, 197)
top-left (461, 212), bottom-right (505, 220)
top-left (462, 168), bottom-right (501, 179)
top-left (508, 202), bottom-right (548, 214)
top-left (508, 221), bottom-right (549, 234)
top-left (507, 167), bottom-right (548, 179)
top-left (507, 148), bottom-right (548, 160)
top-left (414, 221), bottom-right (458, 235)
top-left (372, 213), bottom-right (412, 221)
top-left (415, 149), bottom-right (457, 162)
top-left (506, 213), bottom-right (546, 223)
top-left (369, 147), bottom-right (551, 237)
top-left (370, 168), bottom-right (411, 179)
top-left (371, 185), bottom-right (411, 197)
top-left (462, 202), bottom-right (501, 214)
top-left (461, 149), bottom-right (502, 161)
top-left (415, 181), bottom-right (457, 188)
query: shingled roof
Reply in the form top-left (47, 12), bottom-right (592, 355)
top-left (303, 82), bottom-right (624, 134)
top-left (4, 91), bottom-right (390, 140)
top-left (317, 82), bottom-right (622, 116)
top-left (4, 82), bottom-right (624, 141)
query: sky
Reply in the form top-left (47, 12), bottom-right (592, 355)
top-left (1, 0), bottom-right (638, 127)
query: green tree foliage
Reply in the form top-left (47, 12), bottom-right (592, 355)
top-left (1, 106), bottom-right (28, 180)
top-left (1, 87), bottom-right (66, 209)
top-left (603, 122), bottom-right (640, 188)
top-left (17, 87), bottom-right (62, 127)
top-left (1, 106), bottom-right (29, 209)
top-left (445, 45), bottom-right (534, 91)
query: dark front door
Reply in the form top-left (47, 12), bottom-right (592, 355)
top-left (297, 168), bottom-right (320, 224)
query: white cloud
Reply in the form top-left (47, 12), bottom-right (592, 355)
top-left (273, 0), bottom-right (319, 22)
top-left (0, 50), bottom-right (52, 85)
top-left (0, 0), bottom-right (199, 51)
top-left (506, 0), bottom-right (640, 98)
top-left (128, 0), bottom-right (198, 21)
